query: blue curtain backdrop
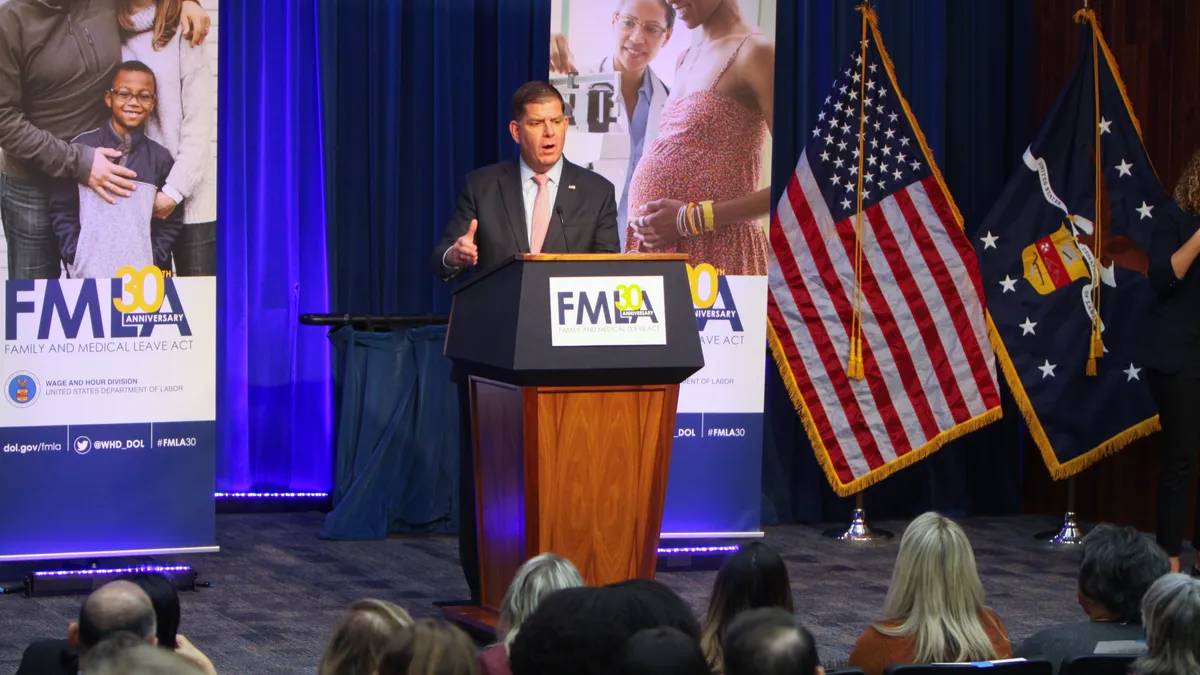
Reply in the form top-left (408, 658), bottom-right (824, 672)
top-left (218, 0), bottom-right (334, 492)
top-left (320, 0), bottom-right (551, 315)
top-left (764, 0), bottom-right (1036, 524)
top-left (311, 0), bottom-right (549, 536)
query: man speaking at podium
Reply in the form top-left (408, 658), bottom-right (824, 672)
top-left (433, 80), bottom-right (620, 276)
top-left (433, 80), bottom-right (619, 603)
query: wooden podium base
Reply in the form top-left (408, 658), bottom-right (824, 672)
top-left (441, 605), bottom-right (500, 642)
top-left (461, 376), bottom-right (680, 615)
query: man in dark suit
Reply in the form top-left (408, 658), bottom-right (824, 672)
top-left (433, 80), bottom-right (620, 602)
top-left (16, 580), bottom-right (157, 675)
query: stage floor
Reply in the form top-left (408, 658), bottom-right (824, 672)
top-left (0, 513), bottom-right (1138, 674)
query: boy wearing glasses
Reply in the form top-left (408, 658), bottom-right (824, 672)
top-left (49, 60), bottom-right (181, 279)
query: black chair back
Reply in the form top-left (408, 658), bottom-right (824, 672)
top-left (1059, 654), bottom-right (1137, 675)
top-left (884, 660), bottom-right (1053, 675)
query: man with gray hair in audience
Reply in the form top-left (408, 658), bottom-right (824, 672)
top-left (1015, 524), bottom-right (1171, 674)
top-left (16, 579), bottom-right (157, 675)
top-left (721, 607), bottom-right (822, 675)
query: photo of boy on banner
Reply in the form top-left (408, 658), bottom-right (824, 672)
top-left (0, 0), bottom-right (215, 280)
top-left (51, 61), bottom-right (182, 280)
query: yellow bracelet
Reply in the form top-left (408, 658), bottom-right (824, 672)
top-left (701, 201), bottom-right (715, 233)
top-left (685, 202), bottom-right (697, 237)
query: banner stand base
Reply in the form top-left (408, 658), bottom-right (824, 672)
top-left (20, 563), bottom-right (200, 598)
top-left (656, 540), bottom-right (741, 573)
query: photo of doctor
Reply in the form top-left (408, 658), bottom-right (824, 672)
top-left (551, 0), bottom-right (675, 250)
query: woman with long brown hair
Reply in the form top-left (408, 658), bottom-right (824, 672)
top-left (699, 541), bottom-right (795, 673)
top-left (1143, 149), bottom-right (1200, 576)
top-left (120, 0), bottom-right (216, 275)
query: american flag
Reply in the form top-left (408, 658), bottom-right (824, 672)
top-left (767, 22), bottom-right (1002, 496)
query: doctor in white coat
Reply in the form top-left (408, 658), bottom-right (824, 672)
top-left (552, 0), bottom-right (674, 249)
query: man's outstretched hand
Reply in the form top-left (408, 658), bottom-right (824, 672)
top-left (449, 219), bottom-right (479, 267)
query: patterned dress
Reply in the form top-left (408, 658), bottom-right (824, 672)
top-left (625, 35), bottom-right (770, 276)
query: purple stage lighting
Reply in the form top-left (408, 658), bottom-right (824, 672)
top-left (32, 564), bottom-right (192, 578)
top-left (656, 545), bottom-right (740, 555)
top-left (213, 492), bottom-right (329, 498)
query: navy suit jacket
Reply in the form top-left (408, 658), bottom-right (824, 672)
top-left (432, 157), bottom-right (620, 280)
top-left (16, 639), bottom-right (79, 675)
top-left (1143, 204), bottom-right (1200, 375)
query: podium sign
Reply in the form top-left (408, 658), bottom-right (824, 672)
top-left (548, 275), bottom-right (667, 347)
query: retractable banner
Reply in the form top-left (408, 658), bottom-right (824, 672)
top-left (550, 0), bottom-right (777, 536)
top-left (0, 17), bottom-right (219, 560)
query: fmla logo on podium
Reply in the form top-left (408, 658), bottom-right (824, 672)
top-left (548, 276), bottom-right (666, 347)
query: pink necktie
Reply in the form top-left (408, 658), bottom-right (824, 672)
top-left (530, 173), bottom-right (552, 254)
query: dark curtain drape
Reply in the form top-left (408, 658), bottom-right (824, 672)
top-left (320, 327), bottom-right (458, 539)
top-left (764, 0), bottom-right (1036, 525)
top-left (320, 0), bottom-right (552, 315)
top-left (218, 0), bottom-right (334, 492)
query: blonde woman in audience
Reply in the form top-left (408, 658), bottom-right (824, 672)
top-left (479, 553), bottom-right (586, 675)
top-left (320, 599), bottom-right (414, 675)
top-left (1132, 573), bottom-right (1200, 675)
top-left (377, 619), bottom-right (478, 675)
top-left (700, 541), bottom-right (795, 673)
top-left (847, 512), bottom-right (1011, 675)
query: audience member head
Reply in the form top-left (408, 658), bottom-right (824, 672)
top-left (498, 553), bottom-right (585, 649)
top-left (124, 573), bottom-right (183, 650)
top-left (877, 512), bottom-right (998, 664)
top-left (376, 619), bottom-right (477, 675)
top-left (1134, 573), bottom-right (1200, 675)
top-left (69, 580), bottom-right (158, 663)
top-left (320, 598), bottom-right (414, 675)
top-left (701, 541), bottom-right (794, 670)
top-left (86, 631), bottom-right (151, 668)
top-left (88, 644), bottom-right (203, 675)
top-left (1077, 524), bottom-right (1170, 623)
top-left (509, 580), bottom-right (700, 675)
top-left (722, 607), bottom-right (822, 675)
top-left (615, 626), bottom-right (709, 675)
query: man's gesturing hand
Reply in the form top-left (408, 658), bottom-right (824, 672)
top-left (450, 219), bottom-right (479, 267)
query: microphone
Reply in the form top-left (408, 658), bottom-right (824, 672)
top-left (555, 206), bottom-right (571, 254)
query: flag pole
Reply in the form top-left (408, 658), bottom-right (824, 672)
top-left (1033, 476), bottom-right (1085, 544)
top-left (823, 490), bottom-right (894, 541)
top-left (846, 1), bottom-right (873, 381)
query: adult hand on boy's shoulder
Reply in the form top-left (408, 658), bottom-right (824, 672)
top-left (88, 148), bottom-right (137, 204)
top-left (153, 192), bottom-right (178, 219)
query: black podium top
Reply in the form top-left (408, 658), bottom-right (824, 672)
top-left (445, 254), bottom-right (704, 387)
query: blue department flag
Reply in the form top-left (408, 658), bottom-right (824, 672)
top-left (976, 13), bottom-right (1163, 478)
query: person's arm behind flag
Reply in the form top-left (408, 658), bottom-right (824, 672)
top-left (1149, 206), bottom-right (1200, 297)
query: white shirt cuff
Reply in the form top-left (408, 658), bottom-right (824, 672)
top-left (162, 184), bottom-right (185, 206)
top-left (442, 247), bottom-right (457, 269)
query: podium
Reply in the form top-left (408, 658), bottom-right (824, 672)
top-left (442, 253), bottom-right (703, 629)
